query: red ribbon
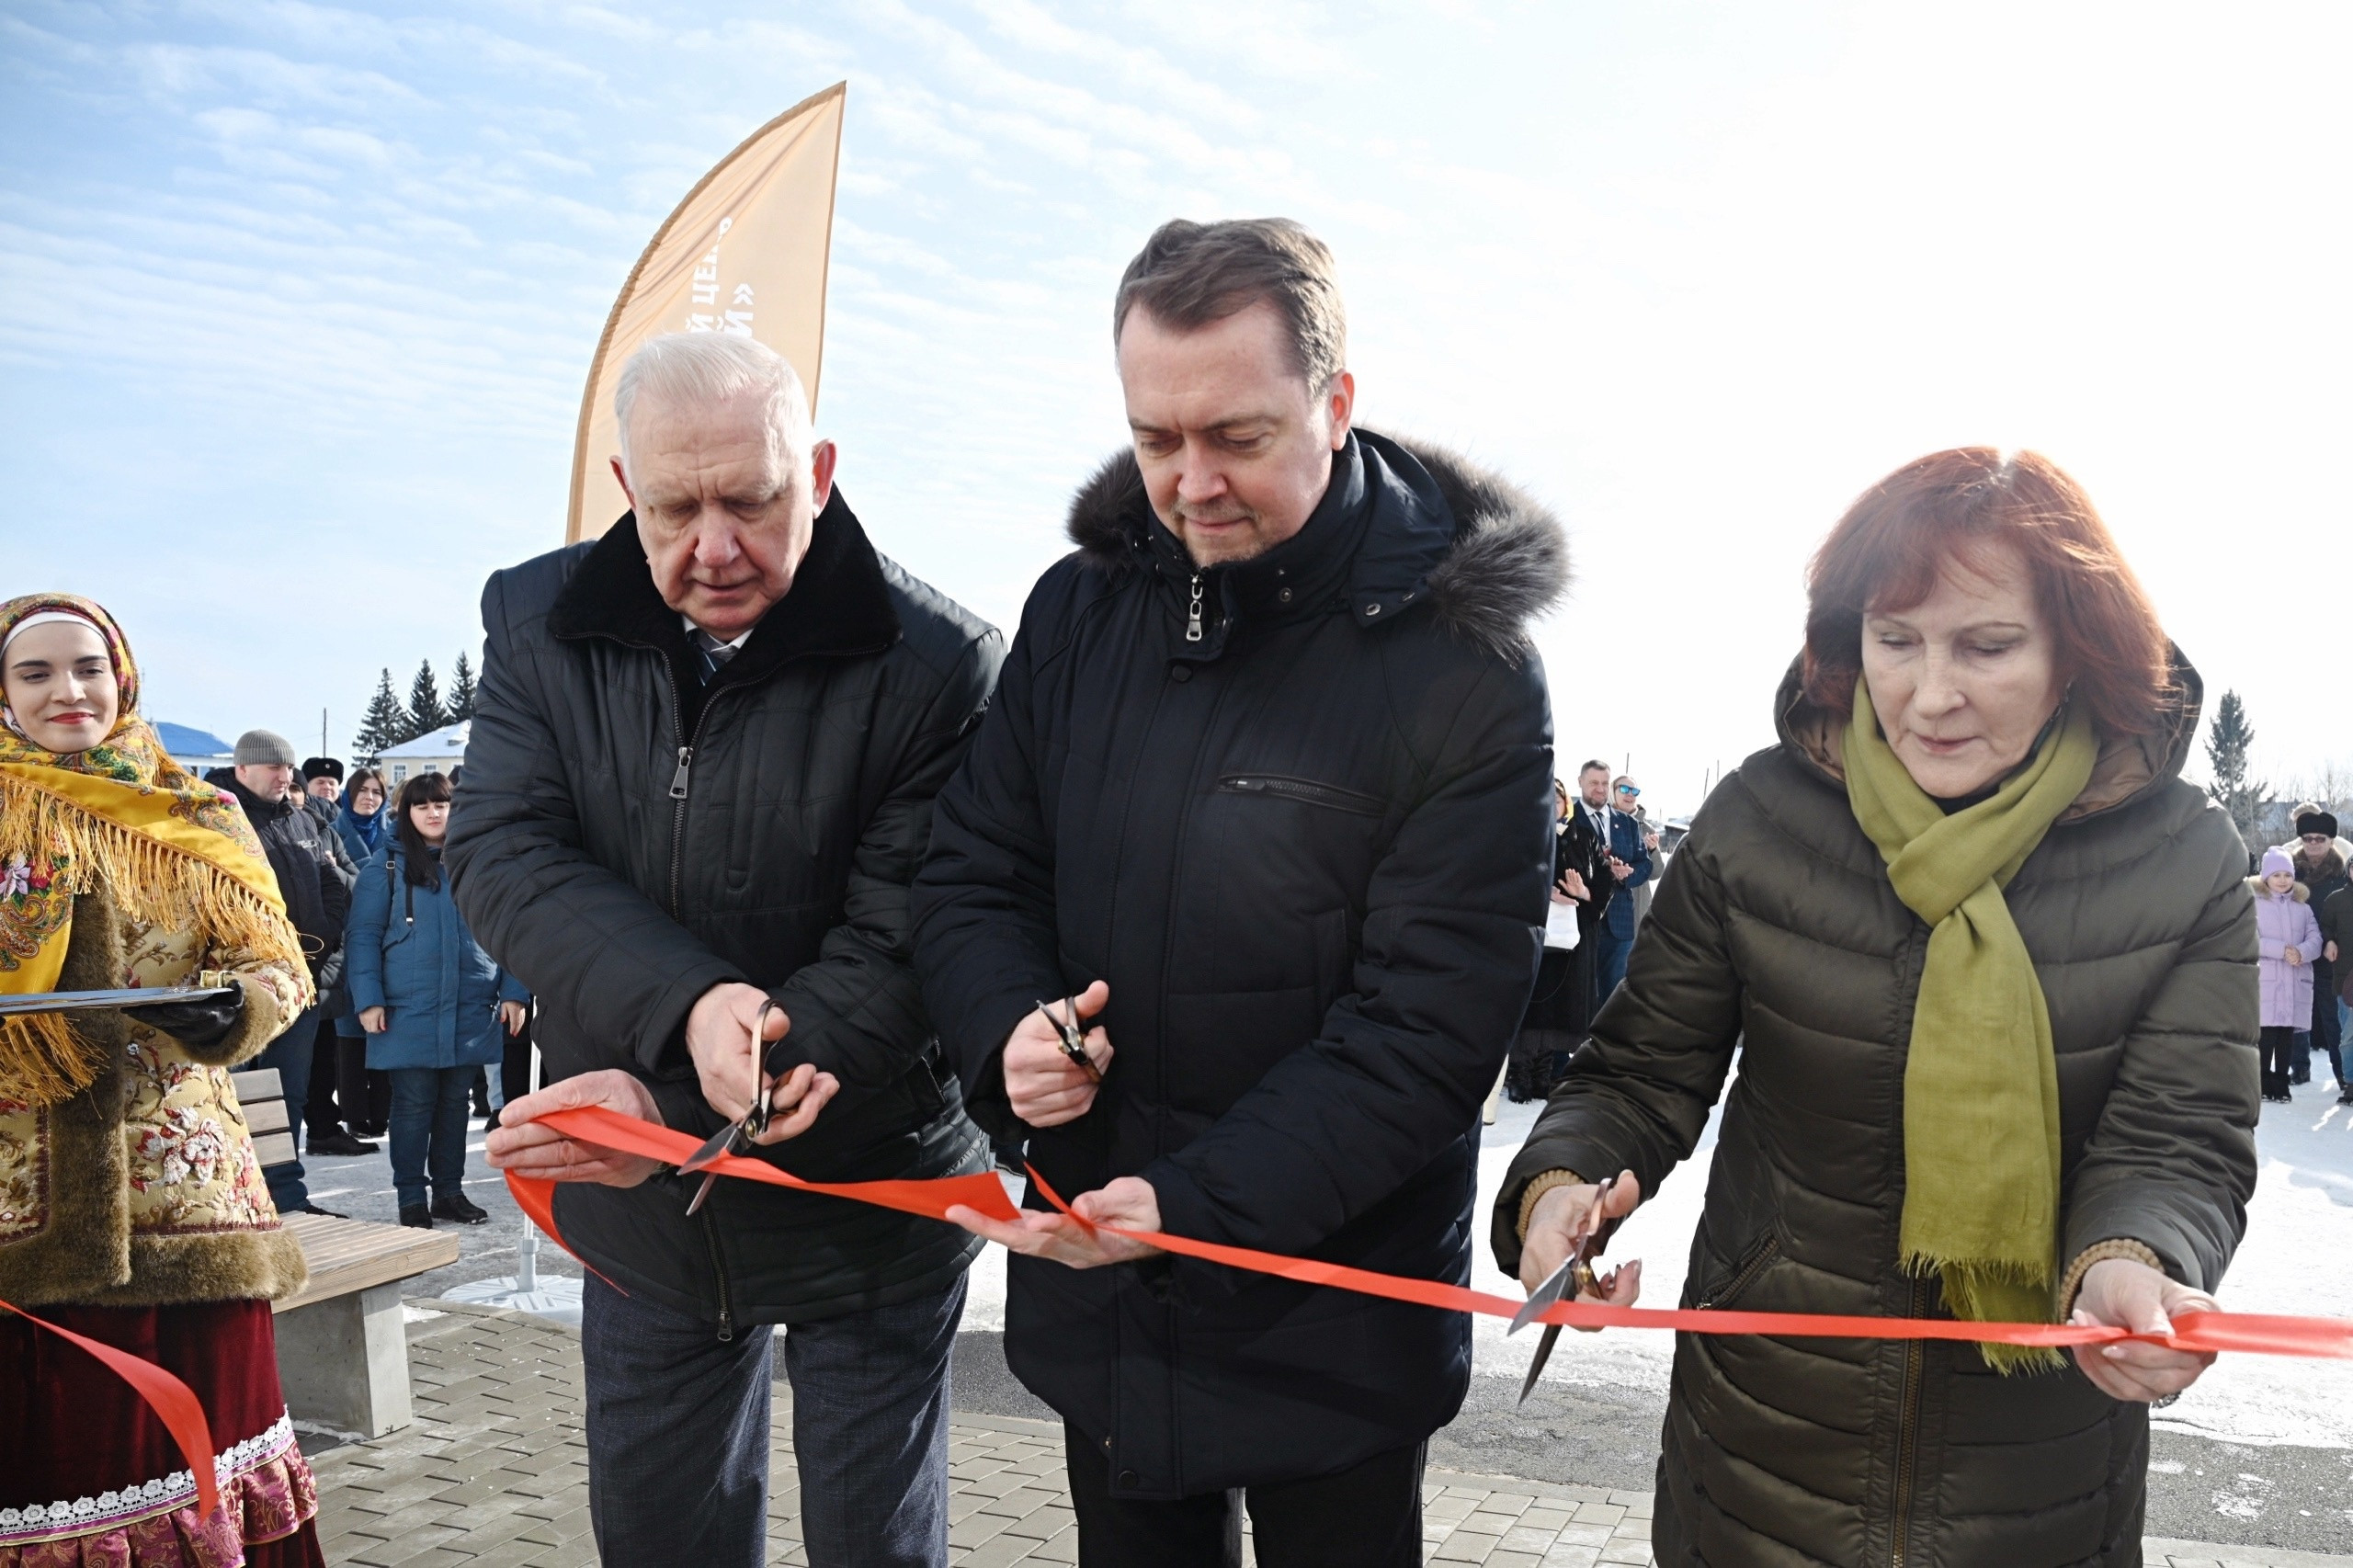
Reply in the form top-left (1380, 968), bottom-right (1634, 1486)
top-left (509, 1106), bottom-right (2353, 1361)
top-left (1, 1299), bottom-right (222, 1521)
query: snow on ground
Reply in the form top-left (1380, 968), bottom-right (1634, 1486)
top-left (2154, 1074), bottom-right (2353, 1449)
top-left (959, 1062), bottom-right (2353, 1449)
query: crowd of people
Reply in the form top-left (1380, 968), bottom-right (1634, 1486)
top-left (2260, 804), bottom-right (2353, 1105)
top-left (1502, 760), bottom-right (1661, 1105)
top-left (194, 739), bottom-right (530, 1230)
top-left (2, 214), bottom-right (2289, 1568)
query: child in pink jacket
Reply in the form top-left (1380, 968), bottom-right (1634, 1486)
top-left (2255, 846), bottom-right (2325, 1102)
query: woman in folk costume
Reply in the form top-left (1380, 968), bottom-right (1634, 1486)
top-left (0, 595), bottom-right (326, 1566)
top-left (1495, 451), bottom-right (2257, 1567)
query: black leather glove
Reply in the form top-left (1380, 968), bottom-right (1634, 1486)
top-left (139, 988), bottom-right (246, 1051)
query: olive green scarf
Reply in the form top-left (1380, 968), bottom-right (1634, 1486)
top-left (1844, 679), bottom-right (2097, 1370)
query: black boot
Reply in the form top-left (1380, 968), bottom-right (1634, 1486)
top-left (399, 1205), bottom-right (433, 1228)
top-left (431, 1192), bottom-right (491, 1225)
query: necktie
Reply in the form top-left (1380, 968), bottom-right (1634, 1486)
top-left (692, 629), bottom-right (739, 685)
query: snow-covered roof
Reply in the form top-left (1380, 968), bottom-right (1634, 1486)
top-left (379, 722), bottom-right (470, 758)
top-left (154, 721), bottom-right (233, 756)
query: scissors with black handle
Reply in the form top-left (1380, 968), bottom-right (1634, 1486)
top-left (1033, 998), bottom-right (1101, 1083)
top-left (678, 999), bottom-right (784, 1217)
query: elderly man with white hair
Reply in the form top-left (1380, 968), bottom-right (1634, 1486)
top-left (449, 333), bottom-right (1003, 1568)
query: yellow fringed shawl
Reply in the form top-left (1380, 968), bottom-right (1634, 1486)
top-left (0, 594), bottom-right (308, 1105)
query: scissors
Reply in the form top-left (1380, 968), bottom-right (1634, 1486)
top-left (1508, 1231), bottom-right (1602, 1405)
top-left (678, 999), bottom-right (783, 1217)
top-left (1033, 998), bottom-right (1101, 1083)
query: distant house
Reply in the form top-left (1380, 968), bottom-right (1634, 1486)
top-left (154, 722), bottom-right (234, 775)
top-left (378, 722), bottom-right (470, 790)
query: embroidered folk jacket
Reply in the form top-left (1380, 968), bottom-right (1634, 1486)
top-left (0, 884), bottom-right (310, 1307)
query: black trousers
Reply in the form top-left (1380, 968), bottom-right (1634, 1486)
top-left (1064, 1425), bottom-right (1425, 1568)
top-left (303, 1014), bottom-right (369, 1137)
top-left (499, 1015), bottom-right (538, 1109)
top-left (2259, 1026), bottom-right (2297, 1099)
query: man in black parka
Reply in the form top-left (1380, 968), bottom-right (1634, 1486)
top-left (451, 333), bottom-right (1001, 1568)
top-left (220, 729), bottom-right (353, 1216)
top-left (910, 219), bottom-right (1568, 1565)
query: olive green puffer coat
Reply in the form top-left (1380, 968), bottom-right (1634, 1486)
top-left (1495, 658), bottom-right (2259, 1568)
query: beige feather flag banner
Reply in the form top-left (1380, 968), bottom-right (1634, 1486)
top-left (565, 82), bottom-right (847, 542)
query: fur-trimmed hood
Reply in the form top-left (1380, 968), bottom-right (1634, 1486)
top-left (1062, 429), bottom-right (1568, 665)
top-left (2250, 875), bottom-right (2312, 903)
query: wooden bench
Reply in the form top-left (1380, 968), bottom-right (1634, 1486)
top-left (231, 1068), bottom-right (461, 1437)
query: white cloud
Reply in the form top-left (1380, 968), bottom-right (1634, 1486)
top-left (1, 0), bottom-right (2347, 799)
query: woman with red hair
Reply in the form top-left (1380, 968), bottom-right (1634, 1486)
top-left (1495, 449), bottom-right (2257, 1567)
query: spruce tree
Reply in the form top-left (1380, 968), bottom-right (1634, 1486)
top-left (2203, 689), bottom-right (2267, 851)
top-left (407, 659), bottom-right (448, 737)
top-left (448, 651), bottom-right (478, 722)
top-left (354, 669), bottom-right (411, 760)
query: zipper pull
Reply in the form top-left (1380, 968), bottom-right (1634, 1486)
top-left (1186, 573), bottom-right (1205, 643)
top-left (668, 745), bottom-right (695, 801)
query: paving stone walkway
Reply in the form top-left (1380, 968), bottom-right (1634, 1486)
top-left (305, 1301), bottom-right (2340, 1567)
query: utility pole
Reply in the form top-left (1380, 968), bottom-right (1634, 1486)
top-left (320, 708), bottom-right (328, 758)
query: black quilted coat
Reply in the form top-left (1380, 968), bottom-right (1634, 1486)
top-left (1495, 658), bottom-right (2260, 1568)
top-left (447, 495), bottom-right (1001, 1330)
top-left (911, 431), bottom-right (1569, 1499)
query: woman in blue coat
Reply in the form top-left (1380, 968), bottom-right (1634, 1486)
top-left (332, 765), bottom-right (392, 866)
top-left (347, 771), bottom-right (529, 1228)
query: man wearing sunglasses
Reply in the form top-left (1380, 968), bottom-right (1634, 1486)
top-left (1585, 775), bottom-right (1654, 1004)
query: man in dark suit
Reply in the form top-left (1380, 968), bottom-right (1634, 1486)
top-left (1560, 760), bottom-right (1627, 949)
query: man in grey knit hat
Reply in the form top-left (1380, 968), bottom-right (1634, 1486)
top-left (221, 728), bottom-right (356, 1214)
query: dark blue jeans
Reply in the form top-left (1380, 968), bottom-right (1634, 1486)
top-left (253, 1005), bottom-right (318, 1214)
top-left (581, 1270), bottom-right (964, 1568)
top-left (1594, 926), bottom-right (1634, 1005)
top-left (386, 1065), bottom-right (473, 1210)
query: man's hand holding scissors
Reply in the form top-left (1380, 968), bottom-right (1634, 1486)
top-left (483, 983), bottom-right (838, 1191)
top-left (945, 980), bottom-right (1154, 1267)
top-left (685, 982), bottom-right (837, 1144)
top-left (1001, 981), bottom-right (1113, 1128)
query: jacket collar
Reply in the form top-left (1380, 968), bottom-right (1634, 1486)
top-left (1063, 427), bottom-right (1568, 665)
top-left (220, 774), bottom-right (294, 824)
top-left (1772, 647), bottom-right (2206, 825)
top-left (1140, 433), bottom-right (1381, 657)
top-left (548, 488), bottom-right (903, 699)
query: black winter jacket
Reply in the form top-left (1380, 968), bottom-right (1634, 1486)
top-left (445, 495), bottom-right (1002, 1329)
top-left (222, 775), bottom-right (352, 987)
top-left (910, 431), bottom-right (1568, 1498)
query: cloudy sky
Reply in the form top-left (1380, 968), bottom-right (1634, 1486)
top-left (5, 1), bottom-right (2347, 813)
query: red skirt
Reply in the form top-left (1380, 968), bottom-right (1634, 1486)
top-left (0, 1298), bottom-right (324, 1567)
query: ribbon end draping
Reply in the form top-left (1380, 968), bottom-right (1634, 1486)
top-left (2, 1299), bottom-right (222, 1522)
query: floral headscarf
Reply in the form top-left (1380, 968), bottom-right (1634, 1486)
top-left (0, 593), bottom-right (305, 1105)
